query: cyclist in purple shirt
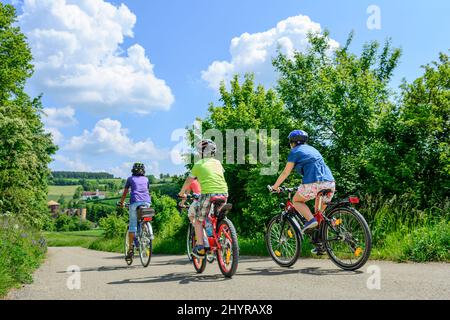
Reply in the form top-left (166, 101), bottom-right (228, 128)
top-left (119, 162), bottom-right (151, 261)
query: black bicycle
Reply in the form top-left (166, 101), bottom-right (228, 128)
top-left (266, 186), bottom-right (372, 271)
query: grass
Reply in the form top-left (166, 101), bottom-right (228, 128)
top-left (0, 218), bottom-right (47, 298)
top-left (47, 185), bottom-right (80, 202)
top-left (44, 229), bottom-right (103, 248)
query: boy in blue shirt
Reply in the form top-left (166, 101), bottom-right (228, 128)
top-left (271, 130), bottom-right (335, 253)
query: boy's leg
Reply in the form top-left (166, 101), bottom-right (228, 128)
top-left (293, 184), bottom-right (319, 231)
top-left (292, 194), bottom-right (314, 221)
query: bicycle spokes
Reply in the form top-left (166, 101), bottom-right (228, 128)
top-left (325, 210), bottom-right (368, 264)
top-left (269, 218), bottom-right (298, 262)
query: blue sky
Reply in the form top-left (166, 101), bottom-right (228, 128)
top-left (9, 0), bottom-right (450, 177)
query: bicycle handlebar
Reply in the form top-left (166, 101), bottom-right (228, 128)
top-left (267, 185), bottom-right (296, 193)
top-left (177, 193), bottom-right (200, 200)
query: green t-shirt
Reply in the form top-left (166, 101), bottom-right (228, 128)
top-left (190, 158), bottom-right (228, 194)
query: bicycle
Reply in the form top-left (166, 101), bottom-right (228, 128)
top-left (266, 186), bottom-right (372, 271)
top-left (178, 194), bottom-right (239, 278)
top-left (119, 202), bottom-right (155, 267)
top-left (178, 193), bottom-right (212, 263)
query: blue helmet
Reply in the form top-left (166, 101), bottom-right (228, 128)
top-left (288, 130), bottom-right (308, 144)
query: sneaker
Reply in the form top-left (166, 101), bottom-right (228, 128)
top-left (125, 248), bottom-right (134, 262)
top-left (311, 245), bottom-right (326, 256)
top-left (302, 218), bottom-right (318, 232)
top-left (192, 245), bottom-right (206, 259)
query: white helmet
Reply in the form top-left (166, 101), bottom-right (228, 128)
top-left (196, 139), bottom-right (217, 157)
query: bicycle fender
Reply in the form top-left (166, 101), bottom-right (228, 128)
top-left (284, 213), bottom-right (304, 241)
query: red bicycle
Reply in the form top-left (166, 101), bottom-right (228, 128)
top-left (178, 195), bottom-right (239, 278)
top-left (266, 186), bottom-right (372, 271)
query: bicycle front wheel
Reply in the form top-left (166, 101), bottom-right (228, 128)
top-left (189, 226), bottom-right (206, 273)
top-left (186, 224), bottom-right (193, 262)
top-left (265, 214), bottom-right (301, 267)
top-left (124, 226), bottom-right (133, 266)
top-left (139, 222), bottom-right (153, 267)
top-left (322, 207), bottom-right (372, 271)
top-left (216, 218), bottom-right (239, 278)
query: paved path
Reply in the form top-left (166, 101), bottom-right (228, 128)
top-left (7, 247), bottom-right (450, 300)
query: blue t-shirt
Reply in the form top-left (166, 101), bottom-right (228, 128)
top-left (125, 175), bottom-right (151, 204)
top-left (287, 144), bottom-right (334, 184)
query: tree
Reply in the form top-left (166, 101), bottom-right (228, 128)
top-left (195, 74), bottom-right (301, 236)
top-left (57, 194), bottom-right (66, 206)
top-left (0, 4), bottom-right (57, 228)
top-left (273, 31), bottom-right (401, 194)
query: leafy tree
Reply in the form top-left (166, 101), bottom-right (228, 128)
top-left (0, 4), bottom-right (56, 228)
top-left (195, 74), bottom-right (301, 236)
top-left (273, 32), bottom-right (401, 195)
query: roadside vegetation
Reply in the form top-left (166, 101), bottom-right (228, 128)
top-left (1, 1), bottom-right (448, 299)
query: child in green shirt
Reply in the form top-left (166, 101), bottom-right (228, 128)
top-left (179, 139), bottom-right (228, 258)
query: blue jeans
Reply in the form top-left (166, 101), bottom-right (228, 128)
top-left (129, 201), bottom-right (150, 232)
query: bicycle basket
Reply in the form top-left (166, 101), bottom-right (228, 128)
top-left (137, 207), bottom-right (155, 220)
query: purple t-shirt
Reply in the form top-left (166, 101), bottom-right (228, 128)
top-left (125, 176), bottom-right (151, 204)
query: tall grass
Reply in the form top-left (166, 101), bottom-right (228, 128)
top-left (360, 194), bottom-right (449, 262)
top-left (0, 216), bottom-right (47, 298)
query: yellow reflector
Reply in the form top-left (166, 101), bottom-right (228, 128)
top-left (274, 250), bottom-right (281, 257)
top-left (287, 229), bottom-right (294, 238)
top-left (335, 219), bottom-right (342, 226)
top-left (355, 247), bottom-right (363, 257)
top-left (226, 249), bottom-right (231, 264)
top-left (146, 249), bottom-right (150, 257)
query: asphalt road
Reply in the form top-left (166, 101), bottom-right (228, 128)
top-left (7, 247), bottom-right (450, 300)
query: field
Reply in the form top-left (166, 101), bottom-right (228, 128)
top-left (47, 185), bottom-right (80, 202)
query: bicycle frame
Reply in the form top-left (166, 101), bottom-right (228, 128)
top-left (203, 204), bottom-right (230, 253)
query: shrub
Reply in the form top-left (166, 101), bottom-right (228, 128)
top-left (0, 216), bottom-right (47, 297)
top-left (401, 220), bottom-right (450, 262)
top-left (99, 214), bottom-right (127, 239)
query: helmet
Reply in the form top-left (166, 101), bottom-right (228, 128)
top-left (196, 139), bottom-right (217, 157)
top-left (288, 130), bottom-right (308, 144)
top-left (131, 162), bottom-right (145, 176)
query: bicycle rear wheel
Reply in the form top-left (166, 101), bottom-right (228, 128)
top-left (322, 207), bottom-right (372, 271)
top-left (216, 218), bottom-right (239, 278)
top-left (265, 214), bottom-right (301, 267)
top-left (189, 226), bottom-right (206, 273)
top-left (139, 222), bottom-right (153, 267)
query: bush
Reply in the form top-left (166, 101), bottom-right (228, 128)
top-left (401, 220), bottom-right (450, 262)
top-left (99, 214), bottom-right (127, 239)
top-left (54, 214), bottom-right (93, 232)
top-left (0, 216), bottom-right (47, 297)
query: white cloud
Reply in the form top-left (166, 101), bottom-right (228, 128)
top-left (42, 106), bottom-right (77, 127)
top-left (111, 161), bottom-right (160, 179)
top-left (45, 127), bottom-right (64, 144)
top-left (18, 0), bottom-right (174, 114)
top-left (52, 154), bottom-right (91, 171)
top-left (201, 14), bottom-right (339, 90)
top-left (65, 118), bottom-right (168, 160)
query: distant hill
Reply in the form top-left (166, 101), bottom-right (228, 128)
top-left (51, 171), bottom-right (115, 179)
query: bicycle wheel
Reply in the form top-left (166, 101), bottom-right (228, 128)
top-left (265, 214), bottom-right (301, 267)
top-left (321, 207), bottom-right (372, 271)
top-left (189, 226), bottom-right (206, 273)
top-left (216, 218), bottom-right (239, 278)
top-left (139, 222), bottom-right (153, 267)
top-left (124, 226), bottom-right (133, 266)
top-left (186, 224), bottom-right (193, 261)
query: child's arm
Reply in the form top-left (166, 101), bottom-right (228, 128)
top-left (179, 176), bottom-right (195, 198)
top-left (119, 188), bottom-right (128, 207)
top-left (120, 177), bottom-right (131, 207)
top-left (272, 162), bottom-right (295, 192)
